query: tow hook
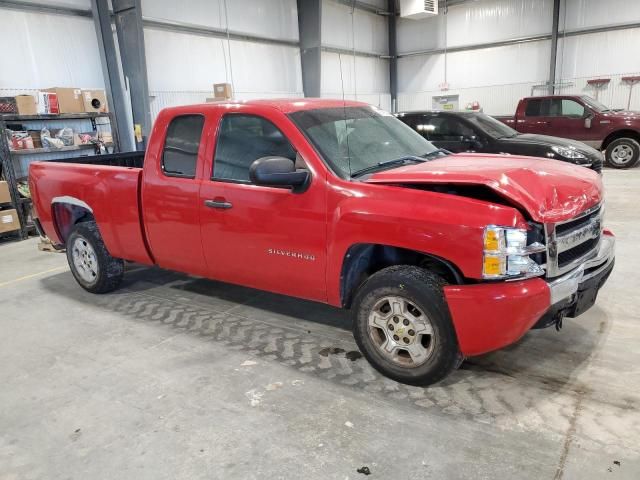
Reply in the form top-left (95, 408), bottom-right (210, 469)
top-left (555, 312), bottom-right (565, 331)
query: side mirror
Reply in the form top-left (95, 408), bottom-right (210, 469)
top-left (463, 135), bottom-right (482, 150)
top-left (584, 116), bottom-right (593, 129)
top-left (249, 156), bottom-right (310, 192)
top-left (584, 109), bottom-right (594, 129)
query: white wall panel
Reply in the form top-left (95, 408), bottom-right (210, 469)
top-left (399, 41), bottom-right (550, 92)
top-left (0, 9), bottom-right (103, 89)
top-left (144, 29), bottom-right (229, 91)
top-left (557, 28), bottom-right (640, 80)
top-left (322, 0), bottom-right (388, 54)
top-left (555, 72), bottom-right (640, 111)
top-left (561, 0), bottom-right (640, 30)
top-left (398, 81), bottom-right (540, 115)
top-left (321, 52), bottom-right (389, 97)
top-left (141, 0), bottom-right (299, 41)
top-left (227, 40), bottom-right (303, 94)
top-left (145, 28), bottom-right (302, 93)
top-left (398, 0), bottom-right (553, 53)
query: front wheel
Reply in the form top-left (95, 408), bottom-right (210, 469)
top-left (352, 266), bottom-right (462, 386)
top-left (66, 221), bottom-right (124, 293)
top-left (605, 138), bottom-right (640, 169)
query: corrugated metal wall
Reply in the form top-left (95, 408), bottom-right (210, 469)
top-left (2, 0), bottom-right (640, 121)
top-left (320, 0), bottom-right (390, 110)
top-left (142, 0), bottom-right (303, 118)
top-left (397, 0), bottom-right (640, 113)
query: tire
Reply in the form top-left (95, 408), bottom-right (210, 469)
top-left (351, 265), bottom-right (462, 386)
top-left (605, 138), bottom-right (640, 169)
top-left (66, 221), bottom-right (124, 293)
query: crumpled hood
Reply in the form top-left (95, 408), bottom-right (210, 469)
top-left (365, 154), bottom-right (603, 223)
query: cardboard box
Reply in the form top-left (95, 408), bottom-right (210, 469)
top-left (0, 209), bottom-right (20, 234)
top-left (15, 95), bottom-right (37, 115)
top-left (44, 87), bottom-right (84, 113)
top-left (213, 83), bottom-right (233, 99)
top-left (0, 181), bottom-right (11, 204)
top-left (36, 92), bottom-right (60, 114)
top-left (0, 97), bottom-right (17, 114)
top-left (81, 89), bottom-right (108, 113)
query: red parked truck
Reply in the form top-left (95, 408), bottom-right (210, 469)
top-left (497, 95), bottom-right (640, 168)
top-left (29, 99), bottom-right (615, 386)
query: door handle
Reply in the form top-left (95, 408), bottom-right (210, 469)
top-left (204, 199), bottom-right (233, 209)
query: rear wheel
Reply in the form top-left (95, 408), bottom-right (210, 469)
top-left (352, 266), bottom-right (462, 386)
top-left (605, 138), bottom-right (640, 169)
top-left (66, 221), bottom-right (124, 293)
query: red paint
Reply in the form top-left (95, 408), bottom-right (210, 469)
top-left (29, 98), bottom-right (607, 357)
top-left (444, 279), bottom-right (550, 356)
top-left (498, 95), bottom-right (640, 149)
top-left (366, 153), bottom-right (603, 223)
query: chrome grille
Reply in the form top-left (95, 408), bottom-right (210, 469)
top-left (545, 204), bottom-right (603, 278)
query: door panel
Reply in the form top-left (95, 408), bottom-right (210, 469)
top-left (546, 98), bottom-right (594, 142)
top-left (199, 112), bottom-right (327, 302)
top-left (142, 113), bottom-right (209, 276)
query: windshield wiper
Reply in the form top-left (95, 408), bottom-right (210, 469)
top-left (351, 156), bottom-right (425, 178)
top-left (422, 148), bottom-right (451, 159)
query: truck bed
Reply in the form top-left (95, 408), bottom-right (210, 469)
top-left (29, 155), bottom-right (153, 265)
top-left (49, 151), bottom-right (145, 168)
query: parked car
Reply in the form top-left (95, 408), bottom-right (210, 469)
top-left (496, 95), bottom-right (640, 168)
top-left (396, 110), bottom-right (603, 173)
top-left (29, 99), bottom-right (614, 386)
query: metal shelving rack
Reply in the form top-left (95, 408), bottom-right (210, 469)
top-left (0, 112), bottom-right (119, 239)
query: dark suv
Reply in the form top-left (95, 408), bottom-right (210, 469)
top-left (396, 110), bottom-right (603, 173)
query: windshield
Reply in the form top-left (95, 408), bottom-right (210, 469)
top-left (465, 113), bottom-right (518, 139)
top-left (581, 95), bottom-right (610, 112)
top-left (288, 106), bottom-right (439, 178)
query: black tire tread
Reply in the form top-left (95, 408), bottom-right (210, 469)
top-left (66, 221), bottom-right (124, 294)
top-left (352, 265), bottom-right (462, 386)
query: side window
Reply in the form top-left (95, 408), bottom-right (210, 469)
top-left (561, 99), bottom-right (585, 118)
top-left (549, 98), bottom-right (563, 117)
top-left (425, 117), bottom-right (474, 141)
top-left (213, 114), bottom-right (296, 183)
top-left (525, 99), bottom-right (541, 117)
top-left (162, 114), bottom-right (204, 178)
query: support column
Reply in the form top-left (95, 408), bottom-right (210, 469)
top-left (388, 0), bottom-right (398, 112)
top-left (549, 0), bottom-right (561, 94)
top-left (297, 0), bottom-right (322, 98)
top-left (112, 0), bottom-right (152, 150)
top-left (91, 0), bottom-right (132, 151)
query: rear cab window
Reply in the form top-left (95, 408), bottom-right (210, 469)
top-left (162, 114), bottom-right (205, 178)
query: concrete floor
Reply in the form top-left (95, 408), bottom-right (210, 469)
top-left (0, 170), bottom-right (639, 480)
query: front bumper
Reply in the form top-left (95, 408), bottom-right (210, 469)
top-left (534, 232), bottom-right (615, 328)
top-left (443, 232), bottom-right (615, 356)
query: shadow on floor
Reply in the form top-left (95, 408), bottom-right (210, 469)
top-left (38, 264), bottom-right (604, 426)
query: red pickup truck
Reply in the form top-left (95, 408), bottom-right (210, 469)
top-left (497, 95), bottom-right (640, 168)
top-left (29, 99), bottom-right (615, 386)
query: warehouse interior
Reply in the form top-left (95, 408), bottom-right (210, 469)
top-left (1, 0), bottom-right (639, 478)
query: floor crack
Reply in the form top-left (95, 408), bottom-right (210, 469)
top-left (553, 392), bottom-right (585, 480)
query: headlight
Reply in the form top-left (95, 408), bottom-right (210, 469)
top-left (483, 226), bottom-right (546, 279)
top-left (551, 146), bottom-right (587, 160)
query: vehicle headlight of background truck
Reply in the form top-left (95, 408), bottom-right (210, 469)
top-left (482, 226), bottom-right (546, 279)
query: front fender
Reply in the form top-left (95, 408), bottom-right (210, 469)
top-left (325, 181), bottom-right (526, 306)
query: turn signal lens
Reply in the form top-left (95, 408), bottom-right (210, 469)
top-left (484, 228), bottom-right (502, 251)
top-left (483, 255), bottom-right (505, 276)
top-left (482, 226), bottom-right (545, 279)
